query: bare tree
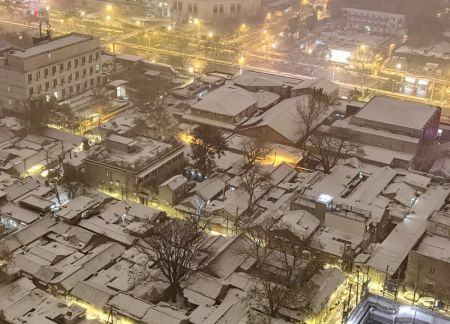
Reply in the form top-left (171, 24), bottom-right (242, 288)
top-left (239, 164), bottom-right (272, 218)
top-left (305, 128), bottom-right (361, 173)
top-left (134, 216), bottom-right (210, 302)
top-left (240, 217), bottom-right (276, 268)
top-left (92, 88), bottom-right (111, 116)
top-left (134, 76), bottom-right (168, 111)
top-left (175, 37), bottom-right (189, 56)
top-left (60, 167), bottom-right (90, 199)
top-left (241, 137), bottom-right (271, 171)
top-left (241, 221), bottom-right (319, 318)
top-left (148, 107), bottom-right (173, 140)
top-left (296, 88), bottom-right (330, 149)
top-left (0, 227), bottom-right (13, 273)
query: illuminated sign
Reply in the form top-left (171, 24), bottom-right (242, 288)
top-left (329, 49), bottom-right (351, 64)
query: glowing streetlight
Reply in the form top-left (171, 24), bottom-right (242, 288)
top-left (238, 56), bottom-right (245, 65)
top-left (266, 13), bottom-right (272, 20)
top-left (193, 18), bottom-right (200, 38)
top-left (167, 25), bottom-right (173, 31)
top-left (136, 21), bottom-right (141, 26)
top-left (45, 5), bottom-right (50, 11)
top-left (396, 63), bottom-right (402, 70)
top-left (106, 4), bottom-right (114, 24)
top-left (263, 29), bottom-right (268, 35)
top-left (188, 66), bottom-right (194, 74)
top-left (80, 10), bottom-right (85, 16)
top-left (208, 32), bottom-right (213, 38)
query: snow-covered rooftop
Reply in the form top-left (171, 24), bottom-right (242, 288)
top-left (414, 234), bottom-right (450, 263)
top-left (353, 96), bottom-right (438, 132)
top-left (367, 186), bottom-right (450, 275)
top-left (10, 34), bottom-right (97, 59)
top-left (191, 85), bottom-right (257, 117)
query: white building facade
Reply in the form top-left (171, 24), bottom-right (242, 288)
top-left (0, 33), bottom-right (102, 113)
top-left (342, 8), bottom-right (406, 35)
top-left (171, 0), bottom-right (261, 24)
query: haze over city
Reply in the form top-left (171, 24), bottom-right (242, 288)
top-left (0, 0), bottom-right (448, 323)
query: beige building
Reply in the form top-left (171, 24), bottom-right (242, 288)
top-left (172, 0), bottom-right (261, 24)
top-left (342, 8), bottom-right (406, 35)
top-left (0, 33), bottom-right (102, 113)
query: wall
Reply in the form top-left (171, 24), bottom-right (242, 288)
top-left (325, 211), bottom-right (366, 237)
top-left (405, 251), bottom-right (450, 299)
top-left (172, 0), bottom-right (261, 23)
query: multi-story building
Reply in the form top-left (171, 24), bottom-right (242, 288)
top-left (342, 7), bottom-right (406, 35)
top-left (84, 134), bottom-right (185, 202)
top-left (171, 0), bottom-right (261, 24)
top-left (0, 33), bottom-right (102, 114)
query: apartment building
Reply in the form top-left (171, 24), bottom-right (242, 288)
top-left (172, 0), bottom-right (261, 24)
top-left (0, 33), bottom-right (102, 113)
top-left (342, 7), bottom-right (406, 35)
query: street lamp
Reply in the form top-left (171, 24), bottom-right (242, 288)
top-left (193, 18), bottom-right (200, 38)
top-left (396, 63), bottom-right (402, 70)
top-left (238, 23), bottom-right (247, 37)
top-left (208, 32), bottom-right (213, 38)
top-left (167, 25), bottom-right (173, 31)
top-left (144, 33), bottom-right (151, 47)
top-left (106, 4), bottom-right (114, 25)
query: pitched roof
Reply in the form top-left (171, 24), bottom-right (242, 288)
top-left (192, 86), bottom-right (257, 117)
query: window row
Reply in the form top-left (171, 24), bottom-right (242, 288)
top-left (27, 52), bottom-right (101, 83)
top-left (28, 76), bottom-right (102, 97)
top-left (28, 66), bottom-right (100, 87)
top-left (174, 2), bottom-right (241, 15)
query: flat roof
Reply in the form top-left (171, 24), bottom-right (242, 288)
top-left (10, 34), bottom-right (95, 59)
top-left (354, 96), bottom-right (438, 131)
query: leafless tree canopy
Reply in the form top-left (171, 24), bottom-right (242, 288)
top-left (134, 216), bottom-right (210, 302)
top-left (148, 108), bottom-right (173, 140)
top-left (0, 229), bottom-right (13, 272)
top-left (241, 137), bottom-right (271, 171)
top-left (296, 88), bottom-right (330, 148)
top-left (240, 219), bottom-right (319, 318)
top-left (239, 164), bottom-right (272, 219)
top-left (305, 128), bottom-right (361, 174)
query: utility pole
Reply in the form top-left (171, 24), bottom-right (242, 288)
top-left (412, 264), bottom-right (422, 305)
top-left (355, 267), bottom-right (360, 305)
top-left (383, 265), bottom-right (389, 297)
